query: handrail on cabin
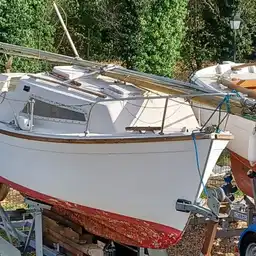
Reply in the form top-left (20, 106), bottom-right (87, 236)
top-left (84, 92), bottom-right (237, 136)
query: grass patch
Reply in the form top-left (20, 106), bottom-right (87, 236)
top-left (216, 149), bottom-right (230, 167)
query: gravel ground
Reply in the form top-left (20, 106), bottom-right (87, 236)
top-left (168, 224), bottom-right (206, 255)
top-left (168, 222), bottom-right (243, 256)
top-left (1, 188), bottom-right (25, 209)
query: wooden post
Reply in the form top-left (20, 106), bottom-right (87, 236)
top-left (5, 56), bottom-right (13, 73)
top-left (200, 221), bottom-right (218, 256)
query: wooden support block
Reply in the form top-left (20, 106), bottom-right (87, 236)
top-left (43, 209), bottom-right (83, 235)
top-left (79, 234), bottom-right (93, 244)
top-left (44, 227), bottom-right (103, 256)
top-left (44, 233), bottom-right (84, 256)
top-left (216, 228), bottom-right (245, 238)
top-left (201, 221), bottom-right (218, 256)
top-left (219, 202), bottom-right (230, 214)
top-left (43, 215), bottom-right (80, 243)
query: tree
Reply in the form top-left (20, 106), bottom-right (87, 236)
top-left (181, 0), bottom-right (256, 73)
top-left (54, 0), bottom-right (124, 61)
top-left (0, 0), bottom-right (56, 72)
top-left (0, 0), bottom-right (189, 77)
top-left (134, 0), bottom-right (188, 77)
top-left (56, 0), bottom-right (188, 77)
top-left (115, 0), bottom-right (141, 69)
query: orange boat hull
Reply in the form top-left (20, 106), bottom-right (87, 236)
top-left (230, 151), bottom-right (254, 197)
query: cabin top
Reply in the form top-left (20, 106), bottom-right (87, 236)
top-left (1, 65), bottom-right (146, 103)
top-left (36, 65), bottom-right (145, 100)
top-left (195, 62), bottom-right (256, 79)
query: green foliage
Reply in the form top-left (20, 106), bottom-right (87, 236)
top-left (0, 0), bottom-right (56, 72)
top-left (54, 0), bottom-right (123, 61)
top-left (115, 0), bottom-right (141, 69)
top-left (216, 149), bottom-right (230, 166)
top-left (4, 0), bottom-right (256, 78)
top-left (135, 0), bottom-right (188, 76)
top-left (55, 0), bottom-right (188, 77)
top-left (182, 0), bottom-right (256, 73)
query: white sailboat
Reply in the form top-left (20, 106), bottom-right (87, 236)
top-left (190, 61), bottom-right (256, 198)
top-left (0, 3), bottom-right (233, 248)
top-left (0, 55), bottom-right (233, 249)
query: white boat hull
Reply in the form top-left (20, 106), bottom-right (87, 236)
top-left (0, 126), bottom-right (230, 248)
top-left (193, 104), bottom-right (255, 160)
top-left (190, 62), bottom-right (256, 199)
top-left (192, 101), bottom-right (256, 200)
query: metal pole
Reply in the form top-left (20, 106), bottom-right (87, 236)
top-left (160, 98), bottom-right (169, 135)
top-left (53, 1), bottom-right (80, 58)
top-left (233, 29), bottom-right (236, 62)
top-left (252, 177), bottom-right (256, 212)
top-left (137, 248), bottom-right (144, 256)
top-left (30, 99), bottom-right (35, 132)
top-left (91, 92), bottom-right (237, 103)
top-left (34, 210), bottom-right (43, 256)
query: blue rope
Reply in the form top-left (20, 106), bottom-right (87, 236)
top-left (224, 94), bottom-right (231, 113)
top-left (193, 93), bottom-right (233, 194)
top-left (200, 93), bottom-right (232, 133)
top-left (231, 89), bottom-right (241, 98)
top-left (192, 132), bottom-right (208, 197)
top-left (192, 93), bottom-right (234, 195)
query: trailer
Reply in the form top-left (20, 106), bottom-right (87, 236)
top-left (236, 171), bottom-right (256, 256)
top-left (176, 171), bottom-right (256, 255)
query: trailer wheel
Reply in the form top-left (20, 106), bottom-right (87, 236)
top-left (240, 232), bottom-right (256, 256)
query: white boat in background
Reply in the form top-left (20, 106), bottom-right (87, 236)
top-left (190, 62), bottom-right (256, 198)
top-left (0, 58), bottom-right (233, 249)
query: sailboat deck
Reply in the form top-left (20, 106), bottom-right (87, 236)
top-left (29, 65), bottom-right (146, 101)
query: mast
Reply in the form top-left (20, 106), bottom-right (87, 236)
top-left (53, 1), bottom-right (80, 58)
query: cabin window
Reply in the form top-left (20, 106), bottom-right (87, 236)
top-left (22, 99), bottom-right (86, 122)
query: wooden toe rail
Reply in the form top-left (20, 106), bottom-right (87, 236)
top-left (231, 63), bottom-right (256, 71)
top-left (125, 126), bottom-right (162, 133)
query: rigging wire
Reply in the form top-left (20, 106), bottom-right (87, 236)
top-left (192, 131), bottom-right (208, 197)
top-left (0, 88), bottom-right (235, 128)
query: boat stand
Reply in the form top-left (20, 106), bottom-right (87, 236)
top-left (137, 247), bottom-right (145, 255)
top-left (176, 172), bottom-right (256, 256)
top-left (147, 249), bottom-right (168, 256)
top-left (0, 197), bottom-right (60, 256)
top-left (176, 173), bottom-right (240, 256)
top-left (136, 248), bottom-right (168, 256)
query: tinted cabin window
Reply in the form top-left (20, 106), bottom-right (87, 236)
top-left (22, 99), bottom-right (86, 122)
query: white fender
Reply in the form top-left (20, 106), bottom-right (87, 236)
top-left (17, 115), bottom-right (32, 131)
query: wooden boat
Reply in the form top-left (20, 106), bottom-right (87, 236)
top-left (0, 46), bottom-right (233, 249)
top-left (190, 61), bottom-right (256, 198)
